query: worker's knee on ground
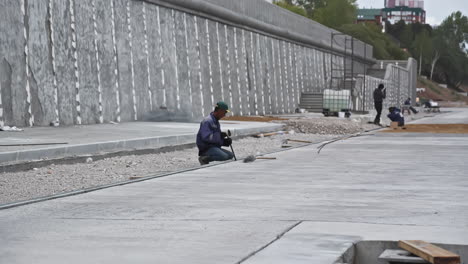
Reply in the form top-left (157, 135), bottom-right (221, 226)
top-left (225, 150), bottom-right (234, 160)
top-left (205, 148), bottom-right (233, 162)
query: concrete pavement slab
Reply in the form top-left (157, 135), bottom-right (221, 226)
top-left (0, 109), bottom-right (467, 263)
top-left (0, 121), bottom-right (283, 165)
top-left (411, 108), bottom-right (468, 124)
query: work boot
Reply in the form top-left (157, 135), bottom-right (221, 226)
top-left (198, 156), bottom-right (210, 165)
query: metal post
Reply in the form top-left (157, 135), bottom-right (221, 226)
top-left (362, 44), bottom-right (367, 112)
top-left (397, 68), bottom-right (401, 108)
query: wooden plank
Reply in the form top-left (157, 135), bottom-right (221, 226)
top-left (287, 139), bottom-right (313, 143)
top-left (398, 240), bottom-right (461, 264)
top-left (390, 121), bottom-right (400, 129)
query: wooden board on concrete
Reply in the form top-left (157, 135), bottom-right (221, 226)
top-left (390, 121), bottom-right (400, 129)
top-left (398, 240), bottom-right (461, 264)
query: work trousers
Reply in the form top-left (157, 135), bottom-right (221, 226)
top-left (374, 101), bottom-right (383, 124)
top-left (201, 147), bottom-right (234, 163)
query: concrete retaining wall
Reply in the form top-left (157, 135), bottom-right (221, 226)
top-left (1, 0), bottom-right (388, 127)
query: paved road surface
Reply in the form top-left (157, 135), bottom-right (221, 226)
top-left (1, 108), bottom-right (467, 263)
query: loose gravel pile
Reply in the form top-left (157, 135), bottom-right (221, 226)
top-left (0, 116), bottom-right (379, 205)
top-left (273, 117), bottom-right (377, 135)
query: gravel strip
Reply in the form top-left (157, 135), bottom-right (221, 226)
top-left (0, 133), bottom-right (339, 205)
top-left (1, 115), bottom-right (381, 205)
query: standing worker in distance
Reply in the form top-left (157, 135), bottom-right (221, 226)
top-left (197, 101), bottom-right (234, 165)
top-left (373, 83), bottom-right (386, 126)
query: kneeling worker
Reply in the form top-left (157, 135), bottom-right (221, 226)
top-left (387, 107), bottom-right (405, 127)
top-left (197, 101), bottom-right (234, 165)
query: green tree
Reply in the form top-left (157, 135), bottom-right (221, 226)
top-left (312, 0), bottom-right (357, 29)
top-left (432, 12), bottom-right (468, 88)
top-left (274, 0), bottom-right (408, 60)
top-left (429, 32), bottom-right (444, 80)
top-left (412, 29), bottom-right (432, 76)
top-left (295, 0), bottom-right (327, 17)
top-left (338, 23), bottom-right (408, 60)
top-left (273, 0), bottom-right (308, 17)
top-left (399, 25), bottom-right (413, 49)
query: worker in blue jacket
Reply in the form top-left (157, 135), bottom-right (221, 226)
top-left (197, 101), bottom-right (234, 165)
top-left (387, 107), bottom-right (405, 127)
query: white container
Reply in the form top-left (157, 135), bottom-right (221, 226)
top-left (338, 112), bottom-right (345, 118)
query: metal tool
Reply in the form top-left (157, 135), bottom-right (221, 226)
top-left (227, 129), bottom-right (237, 161)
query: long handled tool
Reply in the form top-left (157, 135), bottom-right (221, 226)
top-left (227, 130), bottom-right (237, 161)
top-left (243, 155), bottom-right (277, 163)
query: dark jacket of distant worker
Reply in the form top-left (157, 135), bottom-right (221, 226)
top-left (387, 107), bottom-right (405, 126)
top-left (196, 101), bottom-right (234, 165)
top-left (403, 97), bottom-right (419, 114)
top-left (373, 84), bottom-right (386, 125)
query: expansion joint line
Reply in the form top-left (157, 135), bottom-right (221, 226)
top-left (317, 129), bottom-right (379, 154)
top-left (236, 221), bottom-right (303, 264)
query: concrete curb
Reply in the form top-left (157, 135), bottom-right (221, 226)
top-left (0, 124), bottom-right (283, 166)
top-left (0, 129), bottom-right (378, 210)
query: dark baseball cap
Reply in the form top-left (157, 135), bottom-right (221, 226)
top-left (216, 101), bottom-right (230, 112)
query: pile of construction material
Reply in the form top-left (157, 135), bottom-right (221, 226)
top-left (273, 117), bottom-right (377, 135)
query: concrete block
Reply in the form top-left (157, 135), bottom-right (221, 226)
top-left (286, 42), bottom-right (295, 112)
top-left (157, 135), bottom-right (178, 147)
top-left (53, 0), bottom-right (77, 125)
top-left (208, 21), bottom-right (222, 104)
top-left (145, 4), bottom-right (164, 111)
top-left (292, 44), bottom-right (302, 107)
top-left (123, 137), bottom-right (159, 150)
top-left (379, 249), bottom-right (429, 263)
top-left (27, 0), bottom-right (56, 126)
top-left (196, 17), bottom-right (214, 116)
top-left (244, 31), bottom-right (255, 116)
top-left (97, 141), bottom-right (125, 153)
top-left (74, 0), bottom-right (100, 124)
top-left (0, 151), bottom-right (19, 164)
top-left (177, 134), bottom-right (196, 145)
top-left (65, 144), bottom-right (100, 157)
top-left (0, 0), bottom-right (28, 126)
top-left (16, 147), bottom-right (67, 162)
top-left (113, 0), bottom-right (135, 122)
top-left (95, 0), bottom-right (119, 123)
top-left (308, 49), bottom-right (316, 92)
top-left (184, 14), bottom-right (204, 119)
top-left (272, 39), bottom-right (283, 114)
top-left (236, 29), bottom-right (249, 116)
top-left (226, 26), bottom-right (240, 116)
top-left (279, 40), bottom-right (289, 112)
top-left (174, 11), bottom-right (191, 120)
top-left (131, 1), bottom-right (151, 120)
top-left (219, 24), bottom-right (231, 106)
top-left (159, 7), bottom-right (178, 111)
top-left (254, 33), bottom-right (265, 116)
top-left (264, 37), bottom-right (274, 115)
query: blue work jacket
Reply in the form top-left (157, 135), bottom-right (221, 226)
top-left (387, 108), bottom-right (405, 126)
top-left (196, 113), bottom-right (223, 155)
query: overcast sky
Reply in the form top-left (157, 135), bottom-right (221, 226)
top-left (356, 0), bottom-right (468, 25)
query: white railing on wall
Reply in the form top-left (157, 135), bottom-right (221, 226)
top-left (353, 58), bottom-right (417, 112)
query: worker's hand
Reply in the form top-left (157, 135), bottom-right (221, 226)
top-left (221, 132), bottom-right (228, 138)
top-left (223, 137), bottom-right (232, 146)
